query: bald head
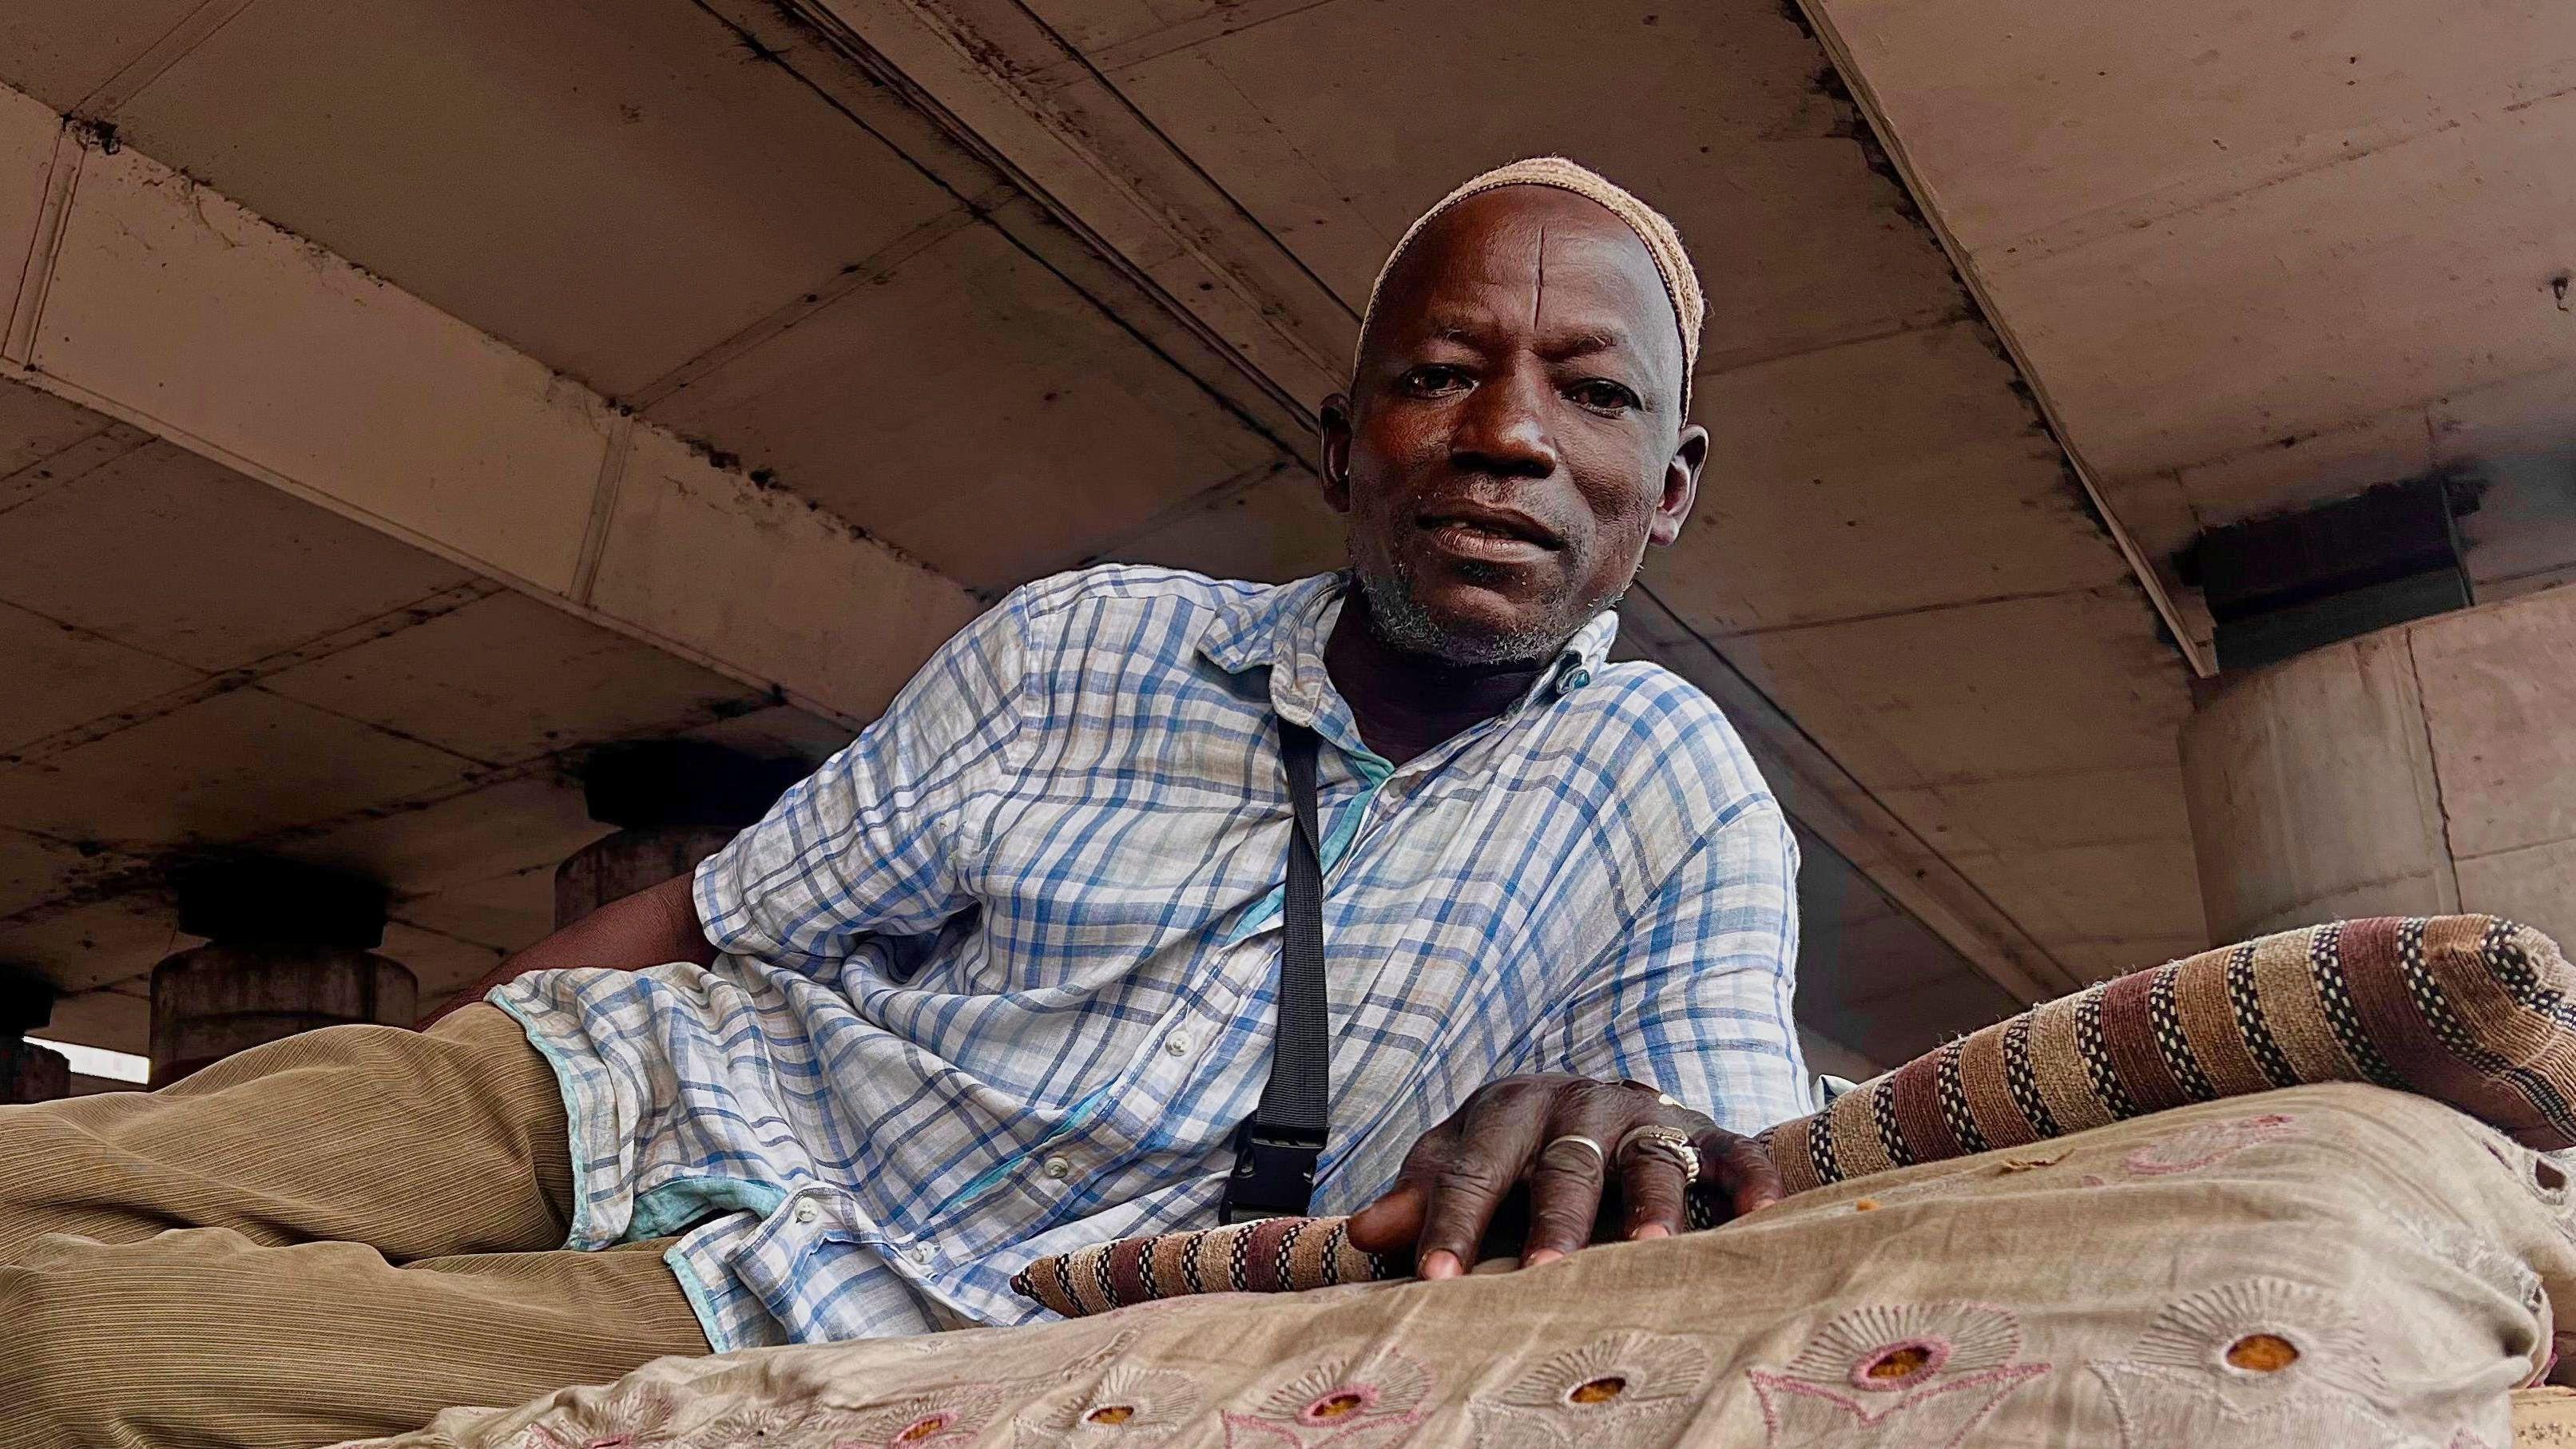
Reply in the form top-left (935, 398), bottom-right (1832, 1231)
top-left (1319, 176), bottom-right (1713, 667)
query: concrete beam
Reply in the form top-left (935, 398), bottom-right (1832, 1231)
top-left (0, 84), bottom-right (981, 728)
top-left (1790, 0), bottom-right (2218, 680)
top-left (764, 0), bottom-right (1359, 428)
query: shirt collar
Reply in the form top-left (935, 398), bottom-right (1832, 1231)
top-left (1198, 572), bottom-right (1623, 728)
top-left (1547, 608), bottom-right (1621, 701)
top-left (1196, 572), bottom-right (1335, 679)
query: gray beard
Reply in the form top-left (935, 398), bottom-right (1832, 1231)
top-left (1355, 560), bottom-right (1622, 667)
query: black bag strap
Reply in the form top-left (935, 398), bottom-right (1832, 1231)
top-left (1222, 719), bottom-right (1331, 1223)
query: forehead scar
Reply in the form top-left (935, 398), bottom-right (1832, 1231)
top-left (1532, 220), bottom-right (1547, 332)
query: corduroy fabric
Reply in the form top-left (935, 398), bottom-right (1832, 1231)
top-left (0, 1006), bottom-right (708, 1449)
top-left (1356, 156), bottom-right (1706, 413)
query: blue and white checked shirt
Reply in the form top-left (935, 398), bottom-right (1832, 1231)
top-left (494, 566), bottom-right (1806, 1350)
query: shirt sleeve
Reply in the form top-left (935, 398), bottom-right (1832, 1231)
top-left (1543, 799), bottom-right (1812, 1134)
top-left (693, 589), bottom-right (1033, 975)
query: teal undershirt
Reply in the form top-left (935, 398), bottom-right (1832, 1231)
top-left (1222, 747), bottom-right (1392, 946)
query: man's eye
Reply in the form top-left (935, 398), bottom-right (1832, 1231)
top-left (1399, 365), bottom-right (1471, 396)
top-left (1570, 379), bottom-right (1641, 412)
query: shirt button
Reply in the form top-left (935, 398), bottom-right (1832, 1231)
top-left (1562, 666), bottom-right (1593, 691)
top-left (1165, 1032), bottom-right (1193, 1058)
top-left (1041, 1154), bottom-right (1074, 1180)
top-left (792, 1201), bottom-right (819, 1225)
top-left (907, 1241), bottom-right (935, 1265)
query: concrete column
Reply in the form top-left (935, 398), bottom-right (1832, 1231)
top-left (150, 860), bottom-right (415, 1089)
top-left (2182, 583), bottom-right (2576, 946)
top-left (555, 743), bottom-right (808, 929)
top-left (0, 968), bottom-right (67, 1103)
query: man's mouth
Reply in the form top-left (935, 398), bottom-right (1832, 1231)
top-left (1415, 504), bottom-right (1565, 563)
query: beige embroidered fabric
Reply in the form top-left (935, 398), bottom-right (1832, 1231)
top-left (345, 1084), bottom-right (2576, 1449)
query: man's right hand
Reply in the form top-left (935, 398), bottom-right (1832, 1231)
top-left (1344, 1074), bottom-right (1782, 1277)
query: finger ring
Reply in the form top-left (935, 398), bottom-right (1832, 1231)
top-left (1616, 1124), bottom-right (1701, 1181)
top-left (1542, 1133), bottom-right (1606, 1169)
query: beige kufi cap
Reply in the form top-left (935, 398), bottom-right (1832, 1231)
top-left (1357, 156), bottom-right (1705, 413)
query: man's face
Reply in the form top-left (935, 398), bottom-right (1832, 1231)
top-left (1322, 185), bottom-right (1707, 665)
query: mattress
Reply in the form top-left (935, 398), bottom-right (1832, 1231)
top-left (343, 1082), bottom-right (2576, 1448)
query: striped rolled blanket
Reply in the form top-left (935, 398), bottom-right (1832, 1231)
top-left (1017, 915), bottom-right (2576, 1316)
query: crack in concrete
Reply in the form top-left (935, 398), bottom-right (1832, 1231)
top-left (1059, 0), bottom-right (1354, 83)
top-left (0, 580), bottom-right (507, 770)
top-left (0, 424), bottom-right (149, 520)
top-left (2402, 625), bottom-right (2466, 915)
top-left (623, 199), bottom-right (994, 413)
top-left (1991, 83), bottom-right (2576, 269)
top-left (1701, 582), bottom-right (2137, 641)
top-left (2164, 357), bottom-right (2576, 486)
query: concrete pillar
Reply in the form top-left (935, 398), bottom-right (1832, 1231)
top-left (0, 968), bottom-right (67, 1104)
top-left (151, 860), bottom-right (415, 1089)
top-left (555, 743), bottom-right (808, 929)
top-left (2182, 583), bottom-right (2576, 947)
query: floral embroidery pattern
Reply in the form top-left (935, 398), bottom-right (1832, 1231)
top-left (519, 1385), bottom-right (689, 1449)
top-left (2088, 1278), bottom-right (2403, 1447)
top-left (2479, 1137), bottom-right (2576, 1251)
top-left (829, 1383), bottom-right (1016, 1447)
top-left (1747, 1303), bottom-right (2047, 1447)
top-left (1015, 1366), bottom-right (1205, 1447)
top-left (506, 1341), bottom-right (1149, 1449)
top-left (1469, 1331), bottom-right (1711, 1447)
top-left (689, 1403), bottom-right (834, 1447)
top-left (2397, 1214), bottom-right (2546, 1318)
top-left (2122, 1113), bottom-right (2299, 1177)
top-left (1221, 1349), bottom-right (1432, 1447)
top-left (518, 1390), bottom-right (922, 1449)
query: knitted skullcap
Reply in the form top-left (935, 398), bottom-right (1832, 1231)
top-left (1357, 156), bottom-right (1705, 414)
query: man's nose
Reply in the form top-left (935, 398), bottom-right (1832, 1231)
top-left (1448, 367), bottom-right (1559, 478)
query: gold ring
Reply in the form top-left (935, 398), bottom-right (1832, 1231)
top-left (1542, 1133), bottom-right (1607, 1169)
top-left (1616, 1124), bottom-right (1702, 1182)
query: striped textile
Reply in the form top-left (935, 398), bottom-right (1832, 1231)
top-left (1012, 1197), bottom-right (1737, 1316)
top-left (1010, 914), bottom-right (2576, 1317)
top-left (1763, 914), bottom-right (2576, 1193)
top-left (1010, 1214), bottom-right (1387, 1318)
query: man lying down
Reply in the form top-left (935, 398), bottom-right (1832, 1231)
top-left (0, 158), bottom-right (1808, 1449)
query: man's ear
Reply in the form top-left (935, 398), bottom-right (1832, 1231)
top-left (1318, 392), bottom-right (1355, 514)
top-left (1649, 423), bottom-right (1709, 548)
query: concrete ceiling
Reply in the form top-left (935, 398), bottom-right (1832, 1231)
top-left (0, 375), bottom-right (865, 1059)
top-left (10, 0), bottom-right (2415, 1076)
top-left (1803, 0), bottom-right (2576, 640)
top-left (1, 0), bottom-right (1313, 597)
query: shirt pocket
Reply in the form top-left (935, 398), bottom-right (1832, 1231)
top-left (974, 784), bottom-right (1278, 994)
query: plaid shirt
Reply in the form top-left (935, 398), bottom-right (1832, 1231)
top-left (494, 566), bottom-right (1807, 1350)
